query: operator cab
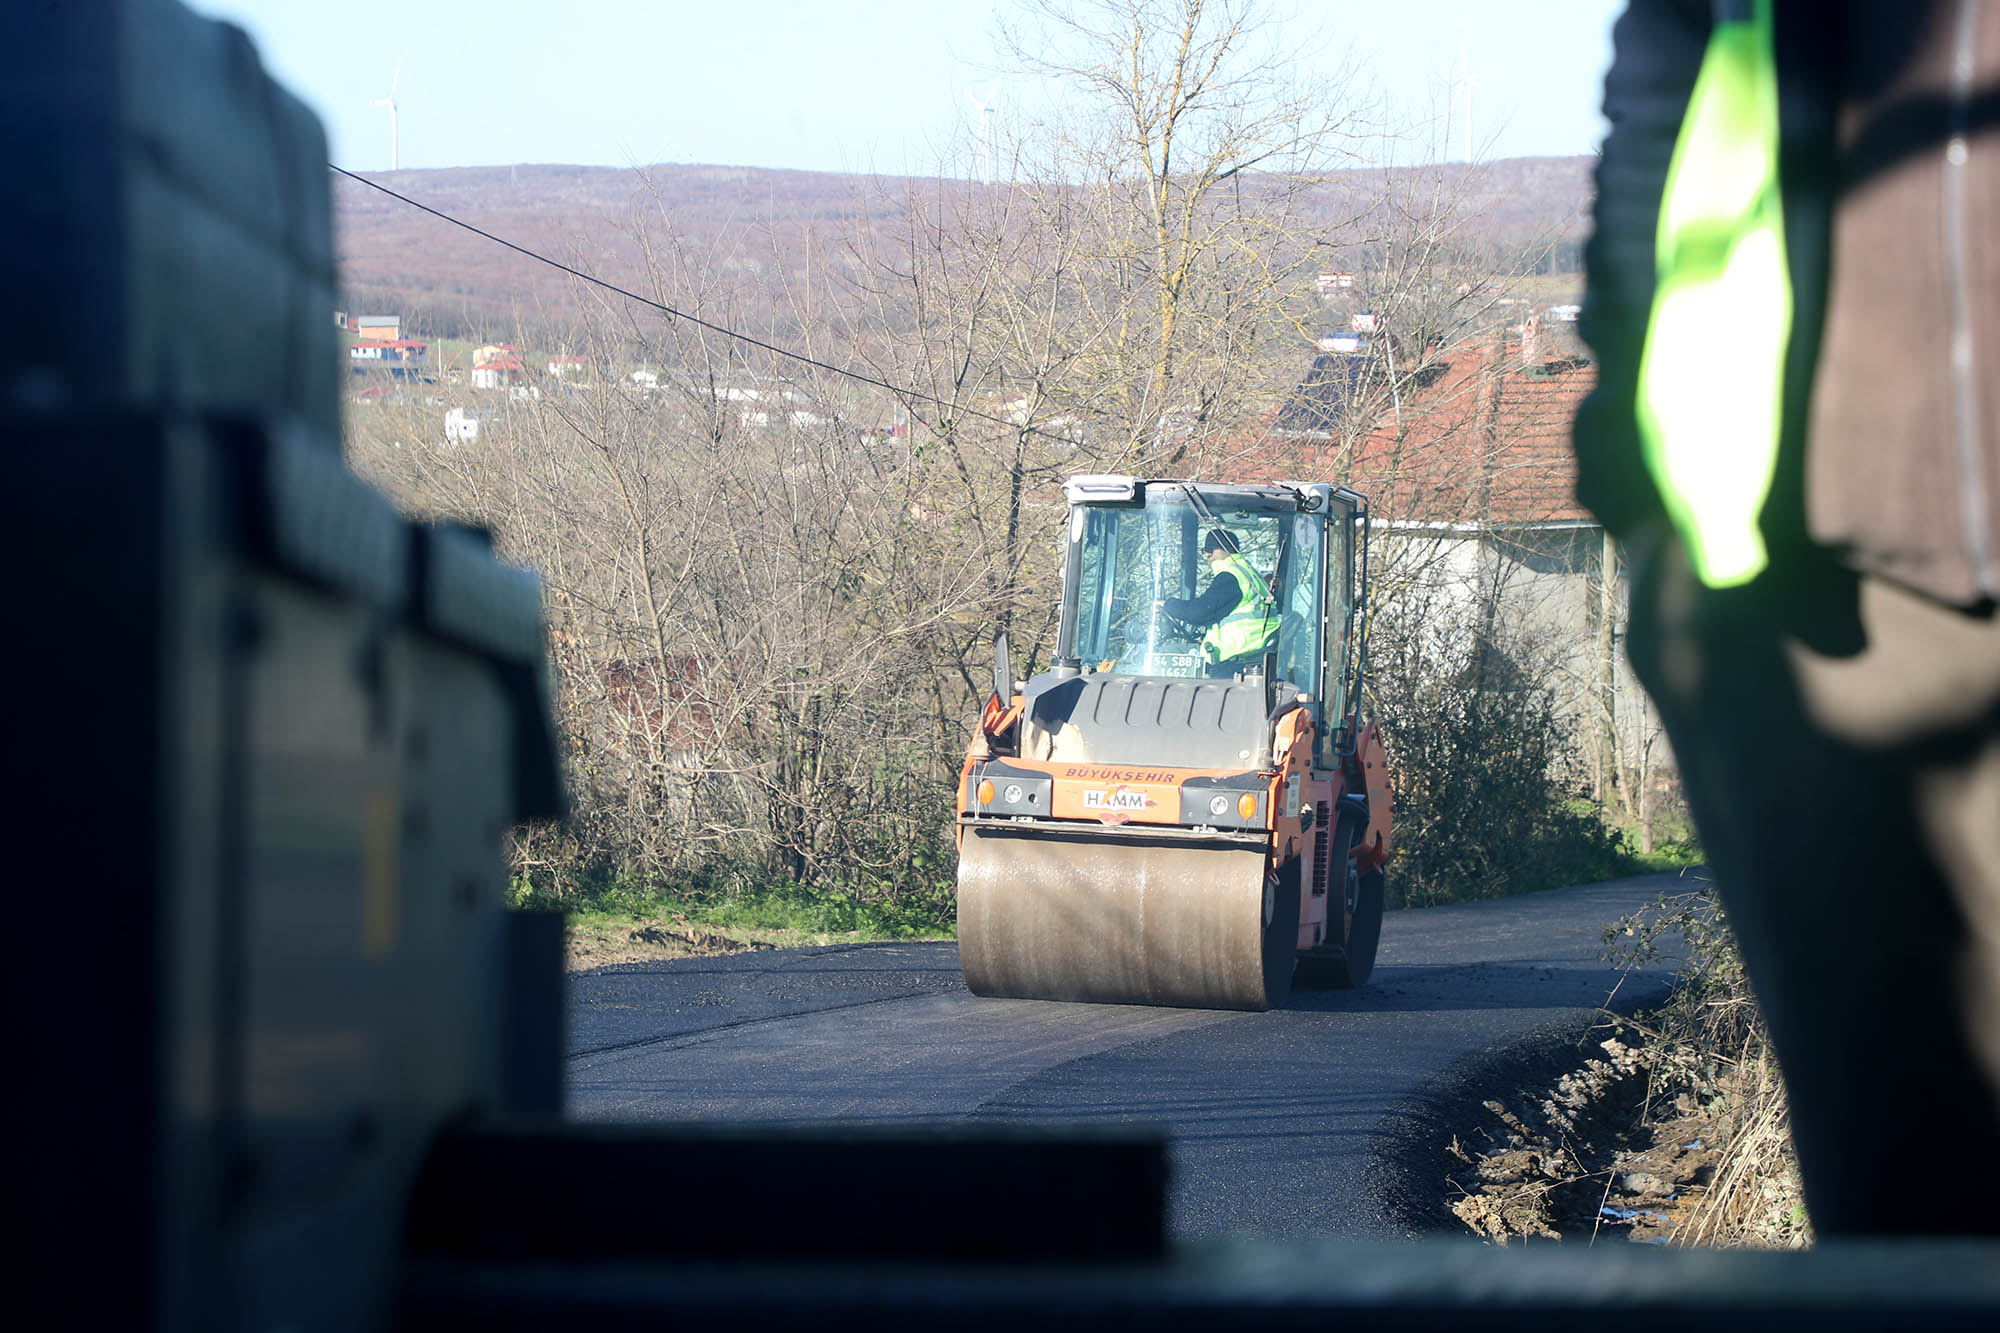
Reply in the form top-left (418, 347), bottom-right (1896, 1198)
top-left (1057, 475), bottom-right (1365, 754)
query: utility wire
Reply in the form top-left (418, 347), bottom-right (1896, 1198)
top-left (330, 164), bottom-right (1077, 445)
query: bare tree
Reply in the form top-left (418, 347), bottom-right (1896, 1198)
top-left (1002, 0), bottom-right (1365, 439)
top-left (339, 0), bottom-right (1637, 913)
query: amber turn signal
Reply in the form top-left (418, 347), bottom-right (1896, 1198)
top-left (1238, 792), bottom-right (1258, 820)
top-left (977, 779), bottom-right (995, 805)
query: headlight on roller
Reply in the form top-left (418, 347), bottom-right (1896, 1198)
top-left (1180, 782), bottom-right (1265, 828)
top-left (968, 766), bottom-right (1052, 816)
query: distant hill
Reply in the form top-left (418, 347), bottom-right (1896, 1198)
top-left (333, 156), bottom-right (1593, 346)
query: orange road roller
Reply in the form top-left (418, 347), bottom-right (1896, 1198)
top-left (957, 475), bottom-right (1392, 1010)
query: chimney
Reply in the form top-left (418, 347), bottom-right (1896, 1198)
top-left (1521, 313), bottom-right (1543, 371)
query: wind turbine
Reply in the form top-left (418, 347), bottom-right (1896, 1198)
top-left (964, 80), bottom-right (999, 185)
top-left (370, 61), bottom-right (401, 171)
top-left (1450, 34), bottom-right (1478, 163)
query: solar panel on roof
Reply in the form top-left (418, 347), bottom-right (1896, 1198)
top-left (1271, 352), bottom-right (1375, 435)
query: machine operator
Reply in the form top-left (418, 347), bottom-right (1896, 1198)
top-left (1159, 529), bottom-right (1279, 678)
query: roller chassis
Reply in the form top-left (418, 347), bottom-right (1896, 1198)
top-left (954, 476), bottom-right (1391, 1012)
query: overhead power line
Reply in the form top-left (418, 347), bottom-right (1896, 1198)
top-left (329, 165), bottom-right (1076, 445)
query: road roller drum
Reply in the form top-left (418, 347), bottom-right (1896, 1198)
top-left (958, 827), bottom-right (1294, 1010)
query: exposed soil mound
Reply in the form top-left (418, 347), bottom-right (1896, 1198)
top-left (1445, 1023), bottom-right (1808, 1248)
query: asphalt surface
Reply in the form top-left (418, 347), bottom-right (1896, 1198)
top-left (566, 871), bottom-right (1696, 1241)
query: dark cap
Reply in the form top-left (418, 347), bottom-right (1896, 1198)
top-left (1202, 529), bottom-right (1239, 555)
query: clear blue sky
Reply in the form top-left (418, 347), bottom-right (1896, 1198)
top-left (187, 0), bottom-right (1620, 176)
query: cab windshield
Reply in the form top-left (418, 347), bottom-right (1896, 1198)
top-left (1068, 487), bottom-right (1324, 692)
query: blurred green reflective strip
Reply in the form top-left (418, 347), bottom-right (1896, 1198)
top-left (1635, 0), bottom-right (1791, 587)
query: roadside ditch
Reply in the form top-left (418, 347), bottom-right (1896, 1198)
top-left (1376, 1008), bottom-right (1807, 1249)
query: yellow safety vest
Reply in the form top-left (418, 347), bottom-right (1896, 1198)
top-left (1636, 0), bottom-right (1791, 587)
top-left (1202, 552), bottom-right (1278, 663)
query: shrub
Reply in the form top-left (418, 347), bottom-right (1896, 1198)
top-left (1369, 615), bottom-right (1631, 907)
top-left (1608, 887), bottom-right (1809, 1247)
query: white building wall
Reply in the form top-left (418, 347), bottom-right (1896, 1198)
top-left (1372, 521), bottom-right (1671, 799)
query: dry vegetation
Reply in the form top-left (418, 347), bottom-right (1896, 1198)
top-left (340, 1), bottom-right (1634, 931)
top-left (1449, 883), bottom-right (1808, 1248)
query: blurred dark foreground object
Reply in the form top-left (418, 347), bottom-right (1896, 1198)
top-left (6, 3), bottom-right (570, 1327)
top-left (4, 2), bottom-right (1998, 1331)
top-left (1574, 0), bottom-right (2000, 1236)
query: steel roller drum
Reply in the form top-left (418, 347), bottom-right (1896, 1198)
top-left (957, 827), bottom-right (1292, 1011)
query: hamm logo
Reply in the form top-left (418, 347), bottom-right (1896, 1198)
top-left (1083, 788), bottom-right (1151, 812)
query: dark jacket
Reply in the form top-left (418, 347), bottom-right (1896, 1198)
top-left (1574, 0), bottom-right (2000, 607)
top-left (1163, 572), bottom-right (1241, 626)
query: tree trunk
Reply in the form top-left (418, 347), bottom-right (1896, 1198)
top-left (1597, 528), bottom-right (1634, 821)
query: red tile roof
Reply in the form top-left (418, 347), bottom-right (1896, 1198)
top-left (1229, 326), bottom-right (1596, 527)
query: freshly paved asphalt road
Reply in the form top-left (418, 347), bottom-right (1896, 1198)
top-left (566, 871), bottom-right (1697, 1241)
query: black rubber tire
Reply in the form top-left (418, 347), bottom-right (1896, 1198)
top-left (1260, 856), bottom-right (1301, 1009)
top-left (1293, 819), bottom-right (1380, 990)
top-left (1334, 866), bottom-right (1384, 989)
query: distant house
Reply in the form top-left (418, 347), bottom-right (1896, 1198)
top-left (349, 339), bottom-right (428, 365)
top-left (718, 376), bottom-right (855, 433)
top-left (472, 343), bottom-right (521, 368)
top-left (1248, 320), bottom-right (1661, 800)
top-left (1335, 321), bottom-right (1594, 541)
top-left (471, 352), bottom-right (526, 390)
top-left (629, 369), bottom-right (660, 391)
top-left (1315, 271), bottom-right (1355, 296)
top-left (1266, 318), bottom-right (1602, 626)
top-left (546, 354), bottom-right (592, 378)
top-left (355, 314), bottom-right (400, 342)
top-left (721, 379), bottom-right (798, 406)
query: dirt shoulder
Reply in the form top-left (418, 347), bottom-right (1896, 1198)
top-left (1379, 1012), bottom-right (1807, 1248)
top-left (565, 915), bottom-right (779, 971)
top-left (1446, 1022), bottom-right (1701, 1245)
top-left (563, 913), bottom-right (952, 971)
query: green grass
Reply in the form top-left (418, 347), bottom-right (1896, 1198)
top-left (519, 803), bottom-right (1696, 959)
top-left (673, 881), bottom-right (956, 939)
top-left (1603, 810), bottom-right (1705, 876)
top-left (1622, 841), bottom-right (1705, 875)
top-left (513, 871), bottom-right (957, 947)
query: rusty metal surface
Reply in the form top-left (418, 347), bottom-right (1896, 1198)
top-left (957, 827), bottom-right (1285, 1010)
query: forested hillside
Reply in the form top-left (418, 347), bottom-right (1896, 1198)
top-left (334, 155), bottom-right (1592, 346)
